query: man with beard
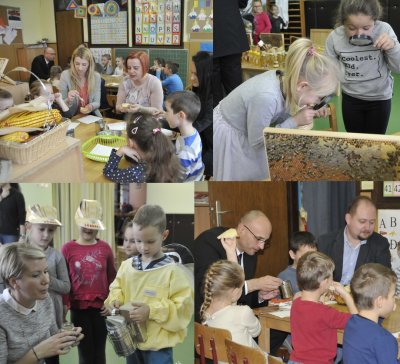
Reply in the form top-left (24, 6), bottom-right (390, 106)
top-left (318, 196), bottom-right (391, 284)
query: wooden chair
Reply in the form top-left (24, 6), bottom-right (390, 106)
top-left (225, 338), bottom-right (284, 364)
top-left (314, 103), bottom-right (338, 131)
top-left (106, 94), bottom-right (117, 114)
top-left (194, 322), bottom-right (232, 364)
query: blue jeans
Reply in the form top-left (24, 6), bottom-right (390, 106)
top-left (126, 348), bottom-right (173, 364)
top-left (0, 234), bottom-right (18, 244)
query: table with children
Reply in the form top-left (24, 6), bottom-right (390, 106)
top-left (254, 298), bottom-right (400, 354)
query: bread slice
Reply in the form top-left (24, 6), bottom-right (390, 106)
top-left (122, 103), bottom-right (130, 108)
top-left (217, 228), bottom-right (238, 239)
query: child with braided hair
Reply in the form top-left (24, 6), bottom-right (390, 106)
top-left (200, 260), bottom-right (264, 355)
top-left (103, 113), bottom-right (184, 182)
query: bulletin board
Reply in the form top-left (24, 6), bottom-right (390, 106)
top-left (114, 47), bottom-right (188, 85)
top-left (88, 0), bottom-right (129, 47)
top-left (186, 0), bottom-right (213, 41)
top-left (133, 0), bottom-right (183, 47)
top-left (0, 6), bottom-right (23, 44)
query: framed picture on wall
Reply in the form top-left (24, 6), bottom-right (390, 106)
top-left (87, 0), bottom-right (129, 47)
top-left (133, 0), bottom-right (184, 47)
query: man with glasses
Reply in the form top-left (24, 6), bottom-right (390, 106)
top-left (29, 47), bottom-right (56, 85)
top-left (194, 210), bottom-right (282, 316)
top-left (194, 210), bottom-right (285, 355)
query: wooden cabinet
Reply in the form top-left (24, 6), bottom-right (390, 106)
top-left (303, 0), bottom-right (339, 37)
top-left (387, 0), bottom-right (400, 39)
top-left (165, 214), bottom-right (194, 252)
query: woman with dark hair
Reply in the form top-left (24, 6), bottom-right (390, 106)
top-left (191, 51), bottom-right (213, 177)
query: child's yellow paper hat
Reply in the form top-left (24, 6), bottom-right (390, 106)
top-left (75, 199), bottom-right (105, 230)
top-left (26, 205), bottom-right (62, 226)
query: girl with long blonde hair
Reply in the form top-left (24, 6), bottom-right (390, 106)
top-left (59, 46), bottom-right (102, 117)
top-left (213, 37), bottom-right (339, 181)
top-left (200, 260), bottom-right (263, 354)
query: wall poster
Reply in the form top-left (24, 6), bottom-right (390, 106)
top-left (133, 0), bottom-right (183, 47)
top-left (88, 0), bottom-right (128, 46)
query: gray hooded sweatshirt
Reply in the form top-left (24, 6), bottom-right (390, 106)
top-left (325, 21), bottom-right (400, 101)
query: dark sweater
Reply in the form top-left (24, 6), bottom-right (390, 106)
top-left (0, 187), bottom-right (25, 235)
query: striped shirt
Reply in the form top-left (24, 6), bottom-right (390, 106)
top-left (175, 130), bottom-right (204, 181)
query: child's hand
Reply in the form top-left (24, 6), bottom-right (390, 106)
top-left (374, 33), bottom-right (396, 51)
top-left (116, 146), bottom-right (141, 161)
top-left (153, 109), bottom-right (165, 118)
top-left (313, 106), bottom-right (329, 118)
top-left (54, 92), bottom-right (62, 102)
top-left (220, 237), bottom-right (237, 260)
top-left (112, 300), bottom-right (121, 309)
top-left (100, 305), bottom-right (110, 316)
top-left (129, 302), bottom-right (150, 323)
top-left (293, 107), bottom-right (316, 127)
top-left (331, 281), bottom-right (350, 298)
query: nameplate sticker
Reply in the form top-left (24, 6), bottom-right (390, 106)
top-left (144, 289), bottom-right (157, 297)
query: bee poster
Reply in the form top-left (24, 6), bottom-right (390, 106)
top-left (187, 0), bottom-right (213, 39)
top-left (134, 0), bottom-right (183, 46)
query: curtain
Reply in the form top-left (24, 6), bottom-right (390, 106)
top-left (52, 183), bottom-right (115, 251)
top-left (301, 182), bottom-right (357, 239)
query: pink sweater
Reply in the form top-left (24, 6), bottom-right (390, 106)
top-left (253, 12), bottom-right (272, 44)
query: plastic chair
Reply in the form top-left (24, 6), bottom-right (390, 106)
top-left (194, 322), bottom-right (232, 364)
top-left (225, 338), bottom-right (284, 364)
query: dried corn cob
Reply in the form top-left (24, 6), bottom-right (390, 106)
top-left (0, 110), bottom-right (62, 128)
top-left (0, 131), bottom-right (30, 143)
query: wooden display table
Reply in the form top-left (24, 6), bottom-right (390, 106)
top-left (10, 137), bottom-right (83, 182)
top-left (0, 81), bottom-right (29, 105)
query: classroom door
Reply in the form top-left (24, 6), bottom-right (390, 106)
top-left (207, 182), bottom-right (296, 277)
top-left (55, 10), bottom-right (83, 69)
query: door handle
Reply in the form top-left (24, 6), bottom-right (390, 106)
top-left (210, 200), bottom-right (231, 227)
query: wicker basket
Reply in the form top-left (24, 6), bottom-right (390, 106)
top-left (82, 135), bottom-right (126, 163)
top-left (0, 119), bottom-right (71, 165)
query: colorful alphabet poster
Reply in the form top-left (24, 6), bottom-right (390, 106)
top-left (134, 0), bottom-right (182, 46)
top-left (89, 1), bottom-right (128, 46)
top-left (377, 209), bottom-right (400, 293)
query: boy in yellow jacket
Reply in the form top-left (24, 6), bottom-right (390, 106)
top-left (105, 204), bottom-right (193, 364)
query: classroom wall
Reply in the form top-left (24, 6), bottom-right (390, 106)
top-left (146, 183), bottom-right (194, 214)
top-left (20, 183), bottom-right (53, 207)
top-left (0, 0), bottom-right (56, 44)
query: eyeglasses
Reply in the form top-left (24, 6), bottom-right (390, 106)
top-left (243, 225), bottom-right (270, 245)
